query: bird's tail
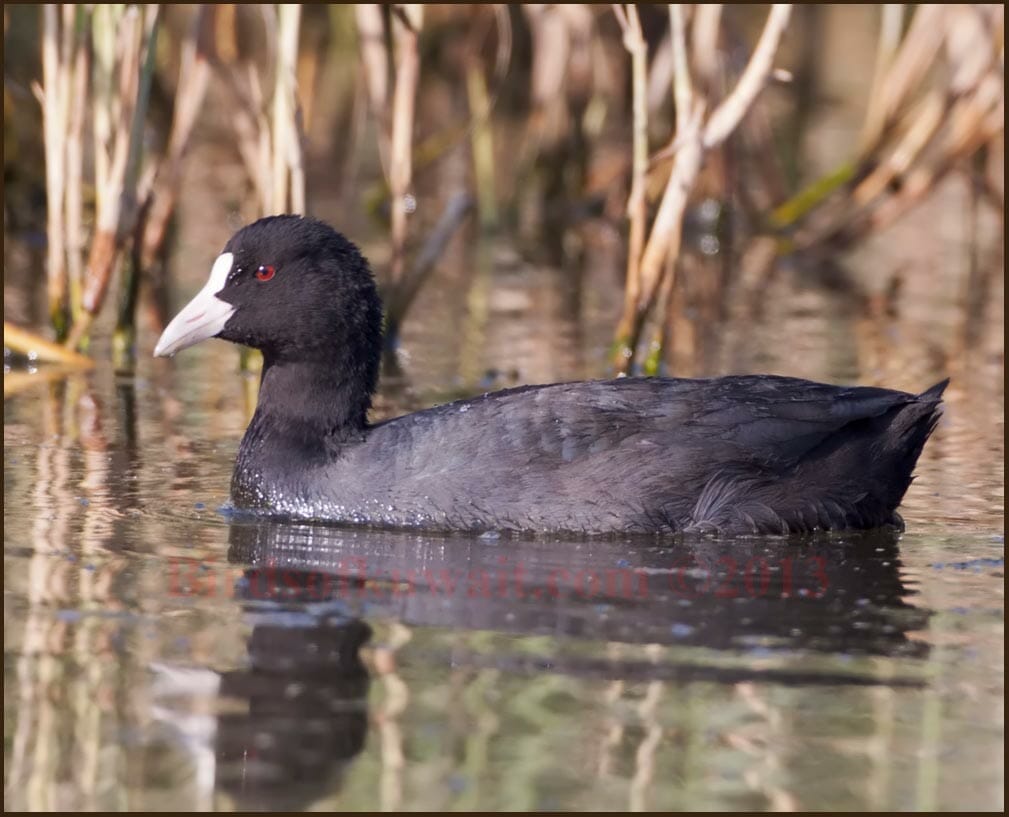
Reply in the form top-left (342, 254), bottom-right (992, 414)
top-left (876, 378), bottom-right (948, 511)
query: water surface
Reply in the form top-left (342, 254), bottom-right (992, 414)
top-left (4, 227), bottom-right (1003, 810)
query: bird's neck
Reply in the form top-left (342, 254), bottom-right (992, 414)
top-left (235, 353), bottom-right (376, 493)
top-left (256, 353), bottom-right (375, 437)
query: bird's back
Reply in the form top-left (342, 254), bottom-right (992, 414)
top-left (286, 375), bottom-right (946, 534)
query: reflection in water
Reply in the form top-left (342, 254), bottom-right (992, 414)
top-left (153, 516), bottom-right (932, 806)
top-left (145, 606), bottom-right (371, 812)
top-left (153, 518), bottom-right (935, 810)
top-left (214, 610), bottom-right (371, 811)
top-left (227, 521), bottom-right (931, 683)
top-left (146, 518), bottom-right (935, 810)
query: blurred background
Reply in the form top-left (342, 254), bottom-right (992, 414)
top-left (3, 4), bottom-right (1005, 812)
top-left (3, 4), bottom-right (1003, 380)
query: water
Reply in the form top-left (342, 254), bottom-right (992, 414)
top-left (4, 216), bottom-right (1004, 810)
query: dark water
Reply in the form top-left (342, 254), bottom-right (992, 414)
top-left (4, 209), bottom-right (1004, 810)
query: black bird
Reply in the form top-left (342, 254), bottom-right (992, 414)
top-left (155, 215), bottom-right (946, 536)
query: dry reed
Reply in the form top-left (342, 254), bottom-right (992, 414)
top-left (613, 4), bottom-right (793, 372)
top-left (8, 4), bottom-right (1003, 374)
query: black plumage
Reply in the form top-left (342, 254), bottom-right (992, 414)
top-left (156, 215), bottom-right (946, 536)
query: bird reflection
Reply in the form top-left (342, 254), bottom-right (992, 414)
top-left (226, 521), bottom-right (932, 671)
top-left (214, 573), bottom-right (370, 811)
top-left (152, 521), bottom-right (932, 810)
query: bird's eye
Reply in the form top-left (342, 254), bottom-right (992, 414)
top-left (255, 265), bottom-right (276, 282)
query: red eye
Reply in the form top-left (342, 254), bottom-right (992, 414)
top-left (255, 265), bottom-right (276, 282)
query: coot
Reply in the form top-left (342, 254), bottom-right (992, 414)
top-left (155, 215), bottom-right (946, 535)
